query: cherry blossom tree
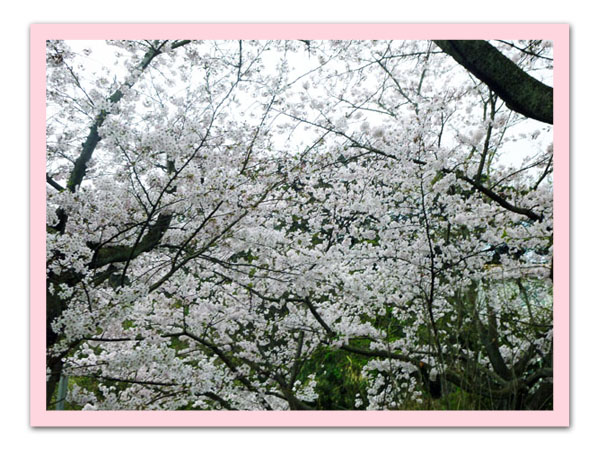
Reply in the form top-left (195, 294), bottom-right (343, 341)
top-left (46, 39), bottom-right (554, 410)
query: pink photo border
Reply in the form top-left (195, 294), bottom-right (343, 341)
top-left (30, 23), bottom-right (570, 427)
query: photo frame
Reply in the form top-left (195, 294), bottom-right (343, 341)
top-left (31, 23), bottom-right (569, 427)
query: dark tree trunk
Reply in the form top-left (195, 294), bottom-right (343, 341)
top-left (434, 40), bottom-right (553, 124)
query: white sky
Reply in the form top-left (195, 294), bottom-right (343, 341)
top-left (61, 39), bottom-right (552, 173)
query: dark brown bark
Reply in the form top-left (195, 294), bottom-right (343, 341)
top-left (434, 40), bottom-right (553, 124)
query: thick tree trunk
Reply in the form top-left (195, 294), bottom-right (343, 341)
top-left (434, 40), bottom-right (553, 124)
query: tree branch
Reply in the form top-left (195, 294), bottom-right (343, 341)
top-left (434, 40), bottom-right (553, 124)
top-left (90, 213), bottom-right (172, 269)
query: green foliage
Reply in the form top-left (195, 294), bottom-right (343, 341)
top-left (298, 346), bottom-right (368, 410)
